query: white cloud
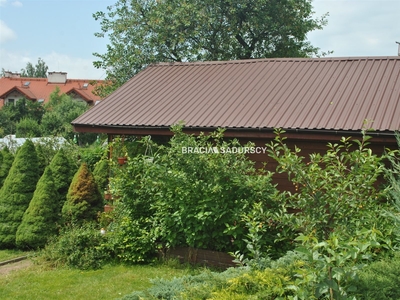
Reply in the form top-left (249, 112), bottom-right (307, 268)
top-left (12, 1), bottom-right (22, 7)
top-left (0, 49), bottom-right (105, 79)
top-left (0, 20), bottom-right (16, 43)
top-left (308, 0), bottom-right (400, 57)
top-left (43, 52), bottom-right (106, 79)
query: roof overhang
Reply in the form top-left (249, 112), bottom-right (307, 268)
top-left (73, 123), bottom-right (397, 145)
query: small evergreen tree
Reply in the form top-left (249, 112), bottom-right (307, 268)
top-left (49, 148), bottom-right (77, 212)
top-left (62, 163), bottom-right (103, 224)
top-left (16, 167), bottom-right (59, 249)
top-left (0, 147), bottom-right (14, 187)
top-left (0, 140), bottom-right (39, 248)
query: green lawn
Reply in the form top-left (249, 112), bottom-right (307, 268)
top-left (0, 250), bottom-right (29, 262)
top-left (0, 261), bottom-right (193, 300)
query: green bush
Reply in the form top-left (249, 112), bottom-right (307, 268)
top-left (349, 252), bottom-right (400, 299)
top-left (0, 140), bottom-right (40, 248)
top-left (93, 158), bottom-right (109, 194)
top-left (62, 163), bottom-right (103, 224)
top-left (39, 222), bottom-right (107, 270)
top-left (110, 126), bottom-right (279, 262)
top-left (267, 129), bottom-right (393, 242)
top-left (15, 167), bottom-right (59, 249)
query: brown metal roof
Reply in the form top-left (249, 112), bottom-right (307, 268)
top-left (72, 57), bottom-right (400, 133)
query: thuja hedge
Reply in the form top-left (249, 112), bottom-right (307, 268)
top-left (0, 140), bottom-right (40, 248)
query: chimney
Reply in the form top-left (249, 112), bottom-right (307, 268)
top-left (396, 41), bottom-right (400, 56)
top-left (4, 71), bottom-right (21, 78)
top-left (48, 71), bottom-right (67, 84)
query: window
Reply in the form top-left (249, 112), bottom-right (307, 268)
top-left (7, 99), bottom-right (15, 105)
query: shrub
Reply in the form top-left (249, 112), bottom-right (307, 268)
top-left (93, 158), bottom-right (109, 194)
top-left (349, 252), bottom-right (400, 299)
top-left (0, 147), bottom-right (14, 187)
top-left (266, 128), bottom-right (394, 244)
top-left (62, 163), bottom-right (103, 224)
top-left (0, 140), bottom-right (40, 248)
top-left (110, 126), bottom-right (279, 262)
top-left (16, 167), bottom-right (59, 249)
top-left (39, 222), bottom-right (107, 270)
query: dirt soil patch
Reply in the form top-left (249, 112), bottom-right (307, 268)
top-left (0, 259), bottom-right (33, 275)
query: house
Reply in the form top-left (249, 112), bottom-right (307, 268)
top-left (0, 71), bottom-right (103, 107)
top-left (72, 57), bottom-right (400, 189)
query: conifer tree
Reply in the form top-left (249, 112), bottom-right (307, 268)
top-left (16, 167), bottom-right (58, 249)
top-left (0, 140), bottom-right (39, 248)
top-left (0, 147), bottom-right (14, 187)
top-left (62, 163), bottom-right (103, 224)
top-left (49, 148), bottom-right (77, 212)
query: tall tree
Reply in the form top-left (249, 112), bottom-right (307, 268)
top-left (0, 140), bottom-right (39, 248)
top-left (20, 57), bottom-right (48, 78)
top-left (93, 0), bottom-right (328, 93)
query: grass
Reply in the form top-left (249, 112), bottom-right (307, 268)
top-left (0, 250), bottom-right (30, 262)
top-left (0, 260), bottom-right (195, 300)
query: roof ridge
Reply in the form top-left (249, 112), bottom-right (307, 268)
top-left (150, 56), bottom-right (400, 67)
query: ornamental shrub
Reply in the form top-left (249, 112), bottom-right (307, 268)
top-left (49, 148), bottom-right (77, 211)
top-left (39, 222), bottom-right (107, 270)
top-left (267, 128), bottom-right (393, 242)
top-left (15, 167), bottom-right (59, 249)
top-left (110, 125), bottom-right (279, 262)
top-left (0, 140), bottom-right (40, 248)
top-left (349, 252), bottom-right (400, 299)
top-left (62, 162), bottom-right (103, 224)
top-left (0, 147), bottom-right (14, 188)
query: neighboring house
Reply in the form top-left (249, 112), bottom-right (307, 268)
top-left (72, 57), bottom-right (400, 190)
top-left (0, 71), bottom-right (103, 107)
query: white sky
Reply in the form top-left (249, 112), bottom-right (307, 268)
top-left (0, 0), bottom-right (399, 80)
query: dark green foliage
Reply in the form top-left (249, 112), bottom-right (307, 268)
top-left (92, 158), bottom-right (109, 193)
top-left (15, 167), bottom-right (59, 249)
top-left (0, 147), bottom-right (14, 187)
top-left (0, 98), bottom-right (45, 137)
top-left (16, 117), bottom-right (42, 137)
top-left (39, 222), bottom-right (107, 270)
top-left (80, 144), bottom-right (105, 171)
top-left (350, 252), bottom-right (400, 299)
top-left (62, 163), bottom-right (103, 224)
top-left (0, 140), bottom-right (39, 248)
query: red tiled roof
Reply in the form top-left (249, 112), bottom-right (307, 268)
top-left (0, 76), bottom-right (103, 105)
top-left (72, 57), bottom-right (400, 133)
